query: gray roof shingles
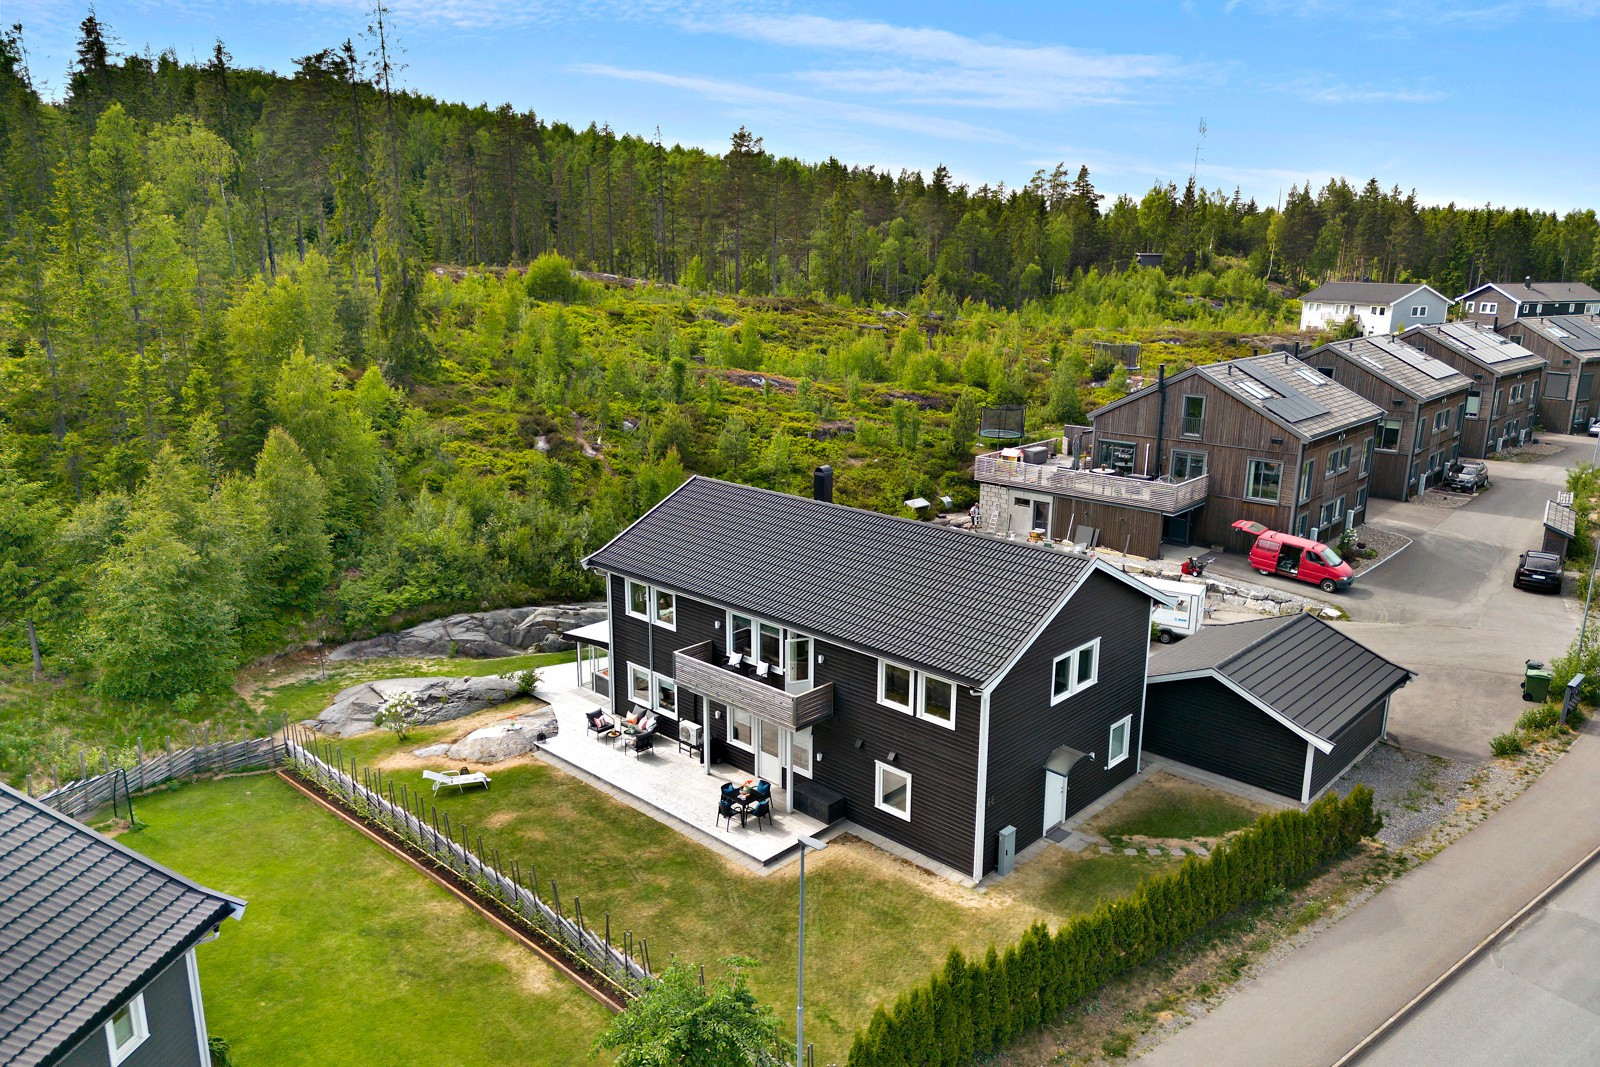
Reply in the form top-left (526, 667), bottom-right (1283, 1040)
top-left (1301, 281), bottom-right (1438, 305)
top-left (1148, 613), bottom-right (1413, 743)
top-left (1517, 315), bottom-right (1600, 356)
top-left (0, 784), bottom-right (243, 1067)
top-left (1194, 354), bottom-right (1385, 440)
top-left (1401, 322), bottom-right (1547, 376)
top-left (1304, 335), bottom-right (1472, 402)
top-left (583, 476), bottom-right (1102, 686)
top-left (1464, 281), bottom-right (1600, 304)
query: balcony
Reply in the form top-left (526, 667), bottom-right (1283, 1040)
top-left (672, 642), bottom-right (835, 731)
top-left (975, 440), bottom-right (1210, 515)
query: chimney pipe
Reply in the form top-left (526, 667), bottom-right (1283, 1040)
top-left (1153, 365), bottom-right (1168, 479)
top-left (813, 465), bottom-right (834, 503)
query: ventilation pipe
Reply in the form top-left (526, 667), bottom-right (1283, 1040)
top-left (1153, 365), bottom-right (1168, 479)
top-left (813, 465), bottom-right (834, 503)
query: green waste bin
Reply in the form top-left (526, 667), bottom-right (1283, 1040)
top-left (1523, 661), bottom-right (1553, 703)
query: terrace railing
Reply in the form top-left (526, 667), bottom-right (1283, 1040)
top-left (673, 641), bottom-right (835, 731)
top-left (975, 443), bottom-right (1210, 515)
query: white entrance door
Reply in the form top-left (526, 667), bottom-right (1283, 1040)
top-left (755, 721), bottom-right (784, 785)
top-left (1043, 771), bottom-right (1069, 829)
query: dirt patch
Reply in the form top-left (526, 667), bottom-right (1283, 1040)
top-left (717, 369), bottom-right (796, 393)
top-left (493, 941), bottom-right (560, 995)
top-left (361, 700), bottom-right (550, 773)
top-left (482, 810), bottom-right (518, 830)
top-left (1499, 441), bottom-right (1566, 462)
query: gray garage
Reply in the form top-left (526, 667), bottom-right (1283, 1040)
top-left (1143, 612), bottom-right (1414, 804)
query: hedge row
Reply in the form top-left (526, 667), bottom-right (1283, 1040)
top-left (846, 787), bottom-right (1380, 1067)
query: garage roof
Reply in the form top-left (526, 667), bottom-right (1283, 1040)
top-left (0, 783), bottom-right (245, 1066)
top-left (1148, 613), bottom-right (1413, 751)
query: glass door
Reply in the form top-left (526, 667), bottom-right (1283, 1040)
top-left (755, 721), bottom-right (784, 785)
top-left (785, 633), bottom-right (812, 693)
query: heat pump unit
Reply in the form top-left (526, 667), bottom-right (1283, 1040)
top-left (679, 721), bottom-right (702, 747)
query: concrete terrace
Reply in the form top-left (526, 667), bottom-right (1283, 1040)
top-left (534, 659), bottom-right (827, 868)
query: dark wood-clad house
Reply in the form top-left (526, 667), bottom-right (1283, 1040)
top-left (1398, 322), bottom-right (1546, 457)
top-left (1078, 354), bottom-right (1384, 551)
top-left (1143, 614), bottom-right (1412, 804)
top-left (1299, 336), bottom-right (1471, 500)
top-left (0, 783), bottom-right (245, 1067)
top-left (583, 474), bottom-right (1165, 880)
top-left (1499, 315), bottom-right (1600, 433)
top-left (1458, 281), bottom-right (1600, 327)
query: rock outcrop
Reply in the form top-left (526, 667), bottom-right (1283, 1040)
top-left (437, 708), bottom-right (560, 763)
top-left (327, 602), bottom-right (605, 662)
top-left (308, 674), bottom-right (531, 737)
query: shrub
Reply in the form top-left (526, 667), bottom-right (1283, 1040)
top-left (1516, 705), bottom-right (1560, 733)
top-left (375, 691), bottom-right (424, 741)
top-left (512, 667), bottom-right (541, 698)
top-left (844, 788), bottom-right (1379, 1067)
top-left (524, 252), bottom-right (585, 303)
top-left (1490, 732), bottom-right (1525, 757)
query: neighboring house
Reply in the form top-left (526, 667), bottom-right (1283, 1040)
top-left (1498, 316), bottom-right (1600, 433)
top-left (1143, 613), bottom-right (1412, 804)
top-left (1069, 354), bottom-right (1382, 552)
top-left (582, 474), bottom-right (1164, 881)
top-left (1297, 281), bottom-right (1452, 336)
top-left (1457, 281), bottom-right (1600, 327)
top-left (0, 783), bottom-right (245, 1067)
top-left (1398, 322), bottom-right (1546, 456)
top-left (1299, 336), bottom-right (1472, 500)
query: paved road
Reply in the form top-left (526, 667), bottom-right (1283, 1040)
top-left (1357, 851), bottom-right (1600, 1066)
top-left (1138, 720), bottom-right (1600, 1067)
top-left (1204, 435), bottom-right (1585, 762)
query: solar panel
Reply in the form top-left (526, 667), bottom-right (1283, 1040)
top-left (1235, 362), bottom-right (1331, 422)
top-left (1235, 379), bottom-right (1275, 401)
top-left (1388, 347), bottom-right (1459, 380)
top-left (1293, 366), bottom-right (1330, 387)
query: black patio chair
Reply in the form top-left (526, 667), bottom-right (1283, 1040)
top-left (753, 779), bottom-right (772, 803)
top-left (625, 728), bottom-right (656, 757)
top-left (585, 710), bottom-right (613, 739)
top-left (716, 797), bottom-right (738, 830)
top-left (749, 797), bottom-right (773, 830)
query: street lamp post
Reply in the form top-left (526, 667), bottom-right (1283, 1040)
top-left (795, 834), bottom-right (827, 1067)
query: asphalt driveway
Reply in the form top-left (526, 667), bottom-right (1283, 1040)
top-left (1201, 436), bottom-right (1585, 762)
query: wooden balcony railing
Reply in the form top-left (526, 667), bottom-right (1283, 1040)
top-left (976, 446), bottom-right (1209, 515)
top-left (673, 642), bottom-right (835, 731)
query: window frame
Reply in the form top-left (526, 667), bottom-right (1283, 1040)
top-left (877, 659), bottom-right (915, 714)
top-left (627, 663), bottom-right (653, 708)
top-left (727, 706), bottom-right (755, 751)
top-left (1410, 304), bottom-right (1428, 317)
top-left (920, 674), bottom-right (957, 730)
top-left (653, 674), bottom-right (678, 719)
top-left (625, 579), bottom-right (651, 622)
top-left (1298, 458), bottom-right (1315, 504)
top-left (1360, 437), bottom-right (1374, 476)
top-left (105, 993), bottom-right (149, 1066)
top-left (728, 612), bottom-right (754, 660)
top-left (1181, 394), bottom-right (1206, 438)
top-left (653, 588), bottom-right (677, 630)
top-left (1481, 301), bottom-right (1497, 315)
top-left (1106, 716), bottom-right (1132, 770)
top-left (1051, 639), bottom-right (1100, 704)
top-left (874, 760), bottom-right (912, 821)
top-left (1376, 417), bottom-right (1402, 452)
top-left (1171, 449), bottom-right (1207, 481)
top-left (1244, 458), bottom-right (1283, 504)
top-left (791, 726), bottom-right (814, 778)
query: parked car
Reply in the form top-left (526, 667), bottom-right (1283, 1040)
top-left (1513, 550), bottom-right (1564, 593)
top-left (1588, 418), bottom-right (1600, 438)
top-left (1443, 460), bottom-right (1490, 493)
top-left (1233, 520), bottom-right (1355, 593)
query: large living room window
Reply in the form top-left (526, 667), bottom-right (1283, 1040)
top-left (1244, 459), bottom-right (1282, 504)
top-left (875, 761), bottom-right (912, 821)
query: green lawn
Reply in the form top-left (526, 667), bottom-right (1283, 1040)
top-left (303, 735), bottom-right (1182, 1062)
top-left (120, 774), bottom-right (612, 1066)
top-left (1087, 771), bottom-right (1265, 842)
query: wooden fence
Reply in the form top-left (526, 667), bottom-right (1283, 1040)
top-left (280, 724), bottom-right (652, 996)
top-left (33, 736), bottom-right (283, 820)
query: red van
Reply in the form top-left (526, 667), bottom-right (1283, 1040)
top-left (1231, 520), bottom-right (1354, 593)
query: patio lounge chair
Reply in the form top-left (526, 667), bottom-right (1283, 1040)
top-left (423, 768), bottom-right (491, 795)
top-left (585, 710), bottom-right (613, 738)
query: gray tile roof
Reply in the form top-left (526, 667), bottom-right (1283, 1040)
top-left (1304, 335), bottom-right (1473, 402)
top-left (0, 784), bottom-right (244, 1067)
top-left (1545, 500), bottom-right (1578, 540)
top-left (1400, 322), bottom-right (1547, 377)
top-left (1300, 281), bottom-right (1440, 306)
top-left (1463, 281), bottom-right (1600, 305)
top-left (583, 476), bottom-right (1114, 686)
top-left (1516, 315), bottom-right (1600, 356)
top-left (1193, 354), bottom-right (1385, 440)
top-left (1148, 613), bottom-right (1413, 744)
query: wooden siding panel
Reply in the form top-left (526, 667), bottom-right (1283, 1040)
top-left (1309, 697), bottom-right (1387, 797)
top-left (981, 570), bottom-right (1151, 874)
top-left (58, 956), bottom-right (205, 1067)
top-left (1142, 677), bottom-right (1307, 800)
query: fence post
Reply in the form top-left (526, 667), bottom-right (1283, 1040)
top-left (78, 750), bottom-right (87, 781)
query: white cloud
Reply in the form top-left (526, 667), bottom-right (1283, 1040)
top-left (1292, 80), bottom-right (1449, 104)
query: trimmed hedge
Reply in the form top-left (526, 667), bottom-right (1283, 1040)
top-left (846, 787), bottom-right (1380, 1067)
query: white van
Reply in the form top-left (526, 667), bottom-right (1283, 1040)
top-left (1143, 576), bottom-right (1207, 643)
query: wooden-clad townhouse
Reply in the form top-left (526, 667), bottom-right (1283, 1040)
top-left (1398, 321), bottom-right (1546, 456)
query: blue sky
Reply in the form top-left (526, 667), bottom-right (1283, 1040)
top-left (12, 0), bottom-right (1599, 212)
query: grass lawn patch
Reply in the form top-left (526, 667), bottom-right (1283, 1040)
top-left (119, 774), bottom-right (612, 1066)
top-left (1087, 771), bottom-right (1266, 843)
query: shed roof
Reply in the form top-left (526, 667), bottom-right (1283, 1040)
top-left (1400, 322), bottom-right (1547, 377)
top-left (584, 476), bottom-right (1159, 686)
top-left (1544, 500), bottom-right (1578, 540)
top-left (1300, 281), bottom-right (1442, 306)
top-left (1515, 315), bottom-right (1600, 356)
top-left (1462, 281), bottom-right (1600, 305)
top-left (1148, 613), bottom-right (1413, 749)
top-left (0, 783), bottom-right (245, 1067)
top-left (1304, 335), bottom-right (1473, 402)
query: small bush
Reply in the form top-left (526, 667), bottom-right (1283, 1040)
top-left (1490, 732), bottom-right (1525, 757)
top-left (1516, 705), bottom-right (1561, 732)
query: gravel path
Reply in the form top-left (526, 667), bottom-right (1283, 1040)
top-left (1411, 488), bottom-right (1476, 510)
top-left (1347, 523), bottom-right (1410, 571)
top-left (1332, 743), bottom-right (1476, 847)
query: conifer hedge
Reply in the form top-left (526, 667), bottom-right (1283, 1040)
top-left (845, 787), bottom-right (1379, 1066)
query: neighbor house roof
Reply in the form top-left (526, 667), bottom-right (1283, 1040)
top-left (1461, 281), bottom-right (1600, 305)
top-left (583, 476), bottom-right (1160, 687)
top-left (1300, 281), bottom-right (1447, 306)
top-left (1304, 335), bottom-right (1473, 402)
top-left (1544, 500), bottom-right (1578, 541)
top-left (0, 783), bottom-right (245, 1067)
top-left (1147, 613), bottom-right (1413, 752)
top-left (1514, 315), bottom-right (1600, 357)
top-left (1400, 322), bottom-right (1547, 378)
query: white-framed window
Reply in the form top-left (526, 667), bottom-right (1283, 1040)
top-left (654, 589), bottom-right (676, 630)
top-left (1464, 301), bottom-right (1476, 312)
top-left (1320, 496), bottom-right (1344, 528)
top-left (875, 761), bottom-right (912, 821)
top-left (787, 634), bottom-right (811, 684)
top-left (1411, 305), bottom-right (1428, 317)
top-left (728, 706), bottom-right (755, 750)
top-left (1465, 390), bottom-right (1481, 418)
top-left (105, 993), bottom-right (149, 1066)
top-left (1107, 716), bottom-right (1132, 770)
top-left (728, 612), bottom-right (753, 659)
top-left (1377, 306), bottom-right (1388, 315)
top-left (878, 660), bottom-right (914, 712)
top-left (653, 675), bottom-right (678, 718)
top-left (628, 663), bottom-right (652, 707)
top-left (921, 675), bottom-right (956, 729)
top-left (1481, 301), bottom-right (1497, 315)
top-left (1510, 383), bottom-right (1526, 403)
top-left (1299, 458), bottom-right (1315, 504)
top-left (626, 579), bottom-right (650, 621)
top-left (758, 622), bottom-right (782, 670)
top-left (1325, 446), bottom-right (1352, 475)
top-left (1244, 459), bottom-right (1282, 504)
top-left (1360, 437), bottom-right (1374, 476)
top-left (1433, 409), bottom-right (1450, 432)
top-left (792, 726), bottom-right (814, 778)
top-left (1051, 639), bottom-right (1100, 703)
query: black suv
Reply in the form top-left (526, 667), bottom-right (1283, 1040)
top-left (1514, 550), bottom-right (1563, 593)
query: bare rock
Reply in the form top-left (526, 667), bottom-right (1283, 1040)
top-left (309, 674), bottom-right (530, 737)
top-left (443, 708), bottom-right (560, 763)
top-left (413, 743), bottom-right (451, 758)
top-left (327, 601), bottom-right (605, 662)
